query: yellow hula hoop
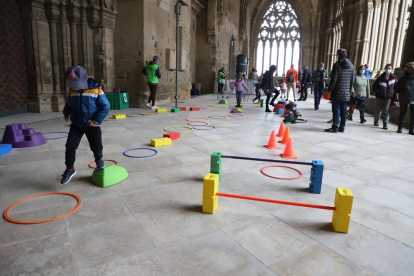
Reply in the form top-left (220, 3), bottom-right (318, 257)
top-left (164, 126), bottom-right (193, 133)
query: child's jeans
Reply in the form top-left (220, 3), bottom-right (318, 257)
top-left (65, 124), bottom-right (103, 169)
top-left (236, 91), bottom-right (243, 107)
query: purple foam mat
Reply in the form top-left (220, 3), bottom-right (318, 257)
top-left (1, 123), bottom-right (46, 148)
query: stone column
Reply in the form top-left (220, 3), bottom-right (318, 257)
top-left (382, 0), bottom-right (398, 68)
top-left (345, 6), bottom-right (355, 51)
top-left (361, 1), bottom-right (374, 63)
top-left (394, 0), bottom-right (409, 66)
top-left (352, 6), bottom-right (365, 65)
top-left (340, 8), bottom-right (349, 46)
top-left (374, 0), bottom-right (389, 74)
top-left (401, 0), bottom-right (414, 64)
top-left (325, 28), bottom-right (333, 70)
top-left (60, 5), bottom-right (71, 94)
top-left (368, 0), bottom-right (382, 67)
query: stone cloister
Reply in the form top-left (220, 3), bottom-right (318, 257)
top-left (0, 0), bottom-right (413, 113)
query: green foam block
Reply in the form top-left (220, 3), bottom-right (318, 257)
top-left (171, 108), bottom-right (181, 113)
top-left (219, 100), bottom-right (228, 104)
top-left (92, 165), bottom-right (129, 188)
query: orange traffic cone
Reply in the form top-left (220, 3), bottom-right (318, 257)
top-left (264, 130), bottom-right (281, 149)
top-left (280, 138), bottom-right (297, 159)
top-left (276, 122), bottom-right (285, 138)
top-left (280, 127), bottom-right (291, 144)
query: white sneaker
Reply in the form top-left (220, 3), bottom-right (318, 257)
top-left (151, 106), bottom-right (158, 110)
top-left (146, 103), bottom-right (151, 109)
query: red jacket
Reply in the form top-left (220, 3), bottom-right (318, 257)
top-left (285, 68), bottom-right (299, 84)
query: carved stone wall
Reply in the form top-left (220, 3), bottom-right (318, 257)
top-left (0, 0), bottom-right (29, 116)
top-left (115, 0), bottom-right (201, 106)
top-left (0, 0), bottom-right (118, 114)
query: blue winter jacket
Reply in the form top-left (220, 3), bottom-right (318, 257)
top-left (63, 78), bottom-right (110, 127)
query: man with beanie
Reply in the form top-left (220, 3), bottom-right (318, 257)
top-left (142, 56), bottom-right (161, 110)
top-left (61, 66), bottom-right (110, 184)
top-left (325, 49), bottom-right (355, 133)
top-left (395, 62), bottom-right (414, 135)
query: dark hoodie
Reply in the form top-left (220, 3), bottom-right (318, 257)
top-left (372, 72), bottom-right (398, 100)
top-left (328, 58), bottom-right (355, 102)
top-left (262, 69), bottom-right (276, 91)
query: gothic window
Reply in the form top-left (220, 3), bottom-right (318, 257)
top-left (256, 1), bottom-right (301, 76)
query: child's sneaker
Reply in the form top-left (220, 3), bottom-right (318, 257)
top-left (151, 106), bottom-right (158, 110)
top-left (96, 159), bottom-right (105, 169)
top-left (60, 169), bottom-right (76, 185)
top-left (146, 103), bottom-right (151, 109)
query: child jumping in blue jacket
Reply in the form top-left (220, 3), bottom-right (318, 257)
top-left (61, 66), bottom-right (110, 184)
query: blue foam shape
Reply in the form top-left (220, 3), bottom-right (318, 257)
top-left (309, 160), bottom-right (324, 194)
top-left (277, 108), bottom-right (284, 115)
top-left (231, 110), bottom-right (242, 114)
top-left (0, 144), bottom-right (12, 156)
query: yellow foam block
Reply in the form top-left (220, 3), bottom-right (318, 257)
top-left (161, 137), bottom-right (172, 146)
top-left (112, 114), bottom-right (126, 119)
top-left (202, 173), bottom-right (219, 214)
top-left (332, 187), bottom-right (353, 234)
top-left (157, 108), bottom-right (167, 113)
top-left (151, 138), bottom-right (164, 147)
top-left (232, 107), bottom-right (242, 111)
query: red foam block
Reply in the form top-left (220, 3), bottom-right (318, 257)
top-left (179, 107), bottom-right (187, 111)
top-left (190, 107), bottom-right (200, 111)
top-left (163, 132), bottom-right (180, 140)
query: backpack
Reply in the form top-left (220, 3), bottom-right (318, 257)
top-left (288, 72), bottom-right (294, 83)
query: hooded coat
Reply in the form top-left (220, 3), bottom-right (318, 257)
top-left (395, 74), bottom-right (414, 104)
top-left (328, 58), bottom-right (355, 102)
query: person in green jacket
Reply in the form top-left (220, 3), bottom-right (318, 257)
top-left (351, 65), bottom-right (370, 123)
top-left (142, 56), bottom-right (161, 110)
top-left (217, 67), bottom-right (226, 95)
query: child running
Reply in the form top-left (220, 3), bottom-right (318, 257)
top-left (252, 78), bottom-right (262, 103)
top-left (61, 66), bottom-right (110, 184)
top-left (234, 74), bottom-right (249, 107)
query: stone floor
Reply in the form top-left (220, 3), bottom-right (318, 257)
top-left (0, 93), bottom-right (413, 276)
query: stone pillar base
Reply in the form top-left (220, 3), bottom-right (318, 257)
top-left (28, 95), bottom-right (53, 113)
top-left (52, 94), bottom-right (66, 112)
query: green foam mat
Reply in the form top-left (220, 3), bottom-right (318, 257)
top-left (92, 165), bottom-right (129, 188)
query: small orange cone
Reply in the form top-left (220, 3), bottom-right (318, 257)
top-left (280, 127), bottom-right (291, 144)
top-left (280, 138), bottom-right (297, 159)
top-left (276, 122), bottom-right (285, 138)
top-left (264, 130), bottom-right (281, 149)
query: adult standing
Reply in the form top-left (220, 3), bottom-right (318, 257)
top-left (217, 67), bottom-right (226, 95)
top-left (325, 49), bottom-right (355, 133)
top-left (395, 62), bottom-right (414, 135)
top-left (365, 64), bottom-right (373, 79)
top-left (312, 62), bottom-right (328, 110)
top-left (285, 64), bottom-right (298, 101)
top-left (299, 65), bottom-right (311, 101)
top-left (352, 65), bottom-right (370, 123)
top-left (262, 65), bottom-right (278, 112)
top-left (142, 56), bottom-right (161, 110)
top-left (372, 64), bottom-right (398, 130)
top-left (248, 68), bottom-right (258, 80)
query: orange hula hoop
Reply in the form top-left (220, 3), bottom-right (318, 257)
top-left (3, 192), bottom-right (82, 224)
top-left (88, 159), bottom-right (118, 169)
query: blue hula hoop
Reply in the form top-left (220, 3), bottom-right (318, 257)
top-left (123, 148), bottom-right (158, 158)
top-left (193, 126), bottom-right (216, 131)
top-left (43, 132), bottom-right (68, 140)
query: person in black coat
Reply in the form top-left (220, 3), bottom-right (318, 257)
top-left (262, 65), bottom-right (279, 112)
top-left (325, 48), bottom-right (355, 133)
top-left (299, 65), bottom-right (311, 101)
top-left (395, 62), bottom-right (414, 135)
top-left (312, 62), bottom-right (328, 110)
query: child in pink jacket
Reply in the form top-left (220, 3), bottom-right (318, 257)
top-left (234, 74), bottom-right (249, 107)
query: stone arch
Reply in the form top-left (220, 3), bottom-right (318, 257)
top-left (249, 0), bottom-right (316, 73)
